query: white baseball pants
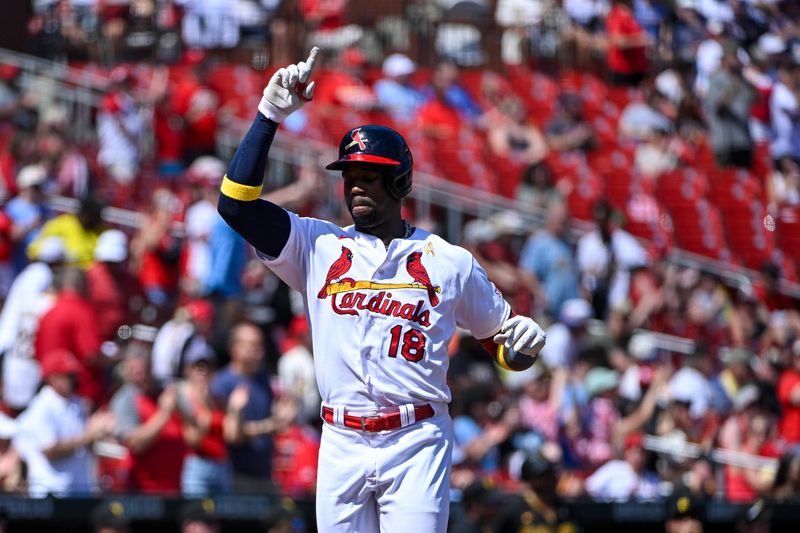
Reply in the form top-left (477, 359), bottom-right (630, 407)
top-left (315, 411), bottom-right (453, 532)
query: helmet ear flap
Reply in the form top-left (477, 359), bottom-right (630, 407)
top-left (384, 168), bottom-right (412, 200)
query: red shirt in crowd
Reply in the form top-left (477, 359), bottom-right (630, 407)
top-left (416, 98), bottom-right (462, 140)
top-left (86, 262), bottom-right (145, 341)
top-left (35, 289), bottom-right (103, 404)
top-left (606, 5), bottom-right (649, 75)
top-left (131, 393), bottom-right (186, 493)
top-left (778, 369), bottom-right (800, 444)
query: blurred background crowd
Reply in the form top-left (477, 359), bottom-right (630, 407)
top-left (1, 0), bottom-right (800, 531)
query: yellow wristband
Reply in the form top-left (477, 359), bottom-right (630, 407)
top-left (220, 175), bottom-right (263, 201)
top-left (495, 344), bottom-right (512, 371)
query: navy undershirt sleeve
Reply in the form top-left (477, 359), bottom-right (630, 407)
top-left (217, 112), bottom-right (291, 258)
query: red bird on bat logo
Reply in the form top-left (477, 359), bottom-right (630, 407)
top-left (344, 128), bottom-right (367, 151)
top-left (406, 252), bottom-right (439, 307)
top-left (318, 246), bottom-right (353, 299)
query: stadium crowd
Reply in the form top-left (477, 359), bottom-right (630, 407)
top-left (1, 0), bottom-right (800, 531)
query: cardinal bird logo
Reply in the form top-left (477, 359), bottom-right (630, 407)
top-left (318, 246), bottom-right (354, 298)
top-left (406, 252), bottom-right (440, 307)
top-left (344, 128), bottom-right (368, 151)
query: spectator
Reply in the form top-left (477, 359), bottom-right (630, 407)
top-left (374, 53), bottom-right (424, 125)
top-left (313, 47), bottom-right (379, 114)
top-left (0, 414), bottom-right (21, 493)
top-left (34, 267), bottom-right (105, 406)
top-left (575, 366), bottom-right (620, 468)
top-left (14, 349), bottom-right (115, 497)
top-left (619, 90), bottom-right (674, 141)
top-left (545, 92), bottom-right (596, 153)
top-left (496, 453), bottom-right (577, 531)
top-left (213, 322), bottom-right (292, 492)
top-left (422, 61), bottom-right (484, 126)
top-left (452, 383), bottom-right (516, 475)
top-left (0, 236), bottom-right (64, 411)
top-left (767, 156), bottom-right (800, 210)
top-left (585, 431), bottom-right (660, 501)
top-left (769, 62), bottom-right (800, 163)
top-left (670, 0), bottom-right (707, 66)
top-left (277, 315), bottom-right (319, 424)
top-left (38, 128), bottom-right (89, 198)
top-left (86, 229), bottom-right (145, 341)
top-left (177, 0), bottom-right (240, 50)
top-left (694, 21), bottom-right (725, 98)
top-left (415, 68), bottom-right (465, 141)
top-left (151, 299), bottom-right (216, 385)
top-left (576, 200), bottom-right (648, 319)
top-left (705, 46), bottom-right (755, 168)
top-left (519, 200), bottom-right (580, 319)
top-left (450, 480), bottom-right (501, 533)
top-left (97, 68), bottom-right (144, 188)
top-left (109, 345), bottom-right (185, 494)
top-left (90, 500), bottom-right (130, 533)
top-left (28, 195), bottom-right (105, 269)
top-left (772, 453), bottom-right (800, 501)
top-left (712, 347), bottom-right (753, 414)
top-left (179, 498), bottom-right (220, 533)
top-left (606, 0), bottom-right (651, 87)
top-left (664, 490), bottom-right (704, 533)
top-left (5, 164), bottom-right (49, 273)
top-left (129, 188), bottom-right (182, 310)
top-left (177, 347), bottom-right (231, 496)
top-left (778, 345), bottom-right (800, 447)
top-left (487, 97), bottom-right (550, 169)
top-left (539, 297), bottom-right (593, 370)
top-left (515, 161), bottom-right (563, 211)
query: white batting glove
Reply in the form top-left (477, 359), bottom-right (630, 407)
top-left (493, 315), bottom-right (546, 357)
top-left (259, 47), bottom-right (319, 123)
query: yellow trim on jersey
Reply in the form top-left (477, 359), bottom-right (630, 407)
top-left (325, 281), bottom-right (442, 297)
top-left (495, 344), bottom-right (513, 371)
top-left (220, 175), bottom-right (263, 201)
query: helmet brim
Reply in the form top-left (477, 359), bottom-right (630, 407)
top-left (325, 153), bottom-right (402, 170)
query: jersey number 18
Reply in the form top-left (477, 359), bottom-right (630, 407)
top-left (387, 325), bottom-right (426, 363)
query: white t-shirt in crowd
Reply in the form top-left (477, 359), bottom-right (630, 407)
top-left (585, 459), bottom-right (661, 501)
top-left (770, 81), bottom-right (800, 160)
top-left (14, 386), bottom-right (93, 497)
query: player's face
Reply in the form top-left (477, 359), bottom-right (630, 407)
top-left (342, 163), bottom-right (397, 230)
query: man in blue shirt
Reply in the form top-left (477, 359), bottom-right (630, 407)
top-left (519, 201), bottom-right (579, 320)
top-left (5, 165), bottom-right (50, 273)
top-left (211, 321), bottom-right (294, 492)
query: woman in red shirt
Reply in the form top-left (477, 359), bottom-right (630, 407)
top-left (178, 349), bottom-right (232, 496)
top-left (606, 0), bottom-right (652, 86)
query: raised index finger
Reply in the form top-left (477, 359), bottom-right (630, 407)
top-left (305, 47), bottom-right (320, 74)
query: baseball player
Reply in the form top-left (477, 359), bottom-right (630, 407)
top-left (218, 48), bottom-right (546, 532)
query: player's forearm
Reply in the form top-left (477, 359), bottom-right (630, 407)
top-left (218, 112), bottom-right (291, 257)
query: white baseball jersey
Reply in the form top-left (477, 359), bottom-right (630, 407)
top-left (258, 211), bottom-right (510, 411)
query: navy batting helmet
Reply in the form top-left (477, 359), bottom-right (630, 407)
top-left (326, 125), bottom-right (413, 200)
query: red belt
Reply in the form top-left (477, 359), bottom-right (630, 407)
top-left (321, 404), bottom-right (435, 432)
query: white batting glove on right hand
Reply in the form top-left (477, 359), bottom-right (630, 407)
top-left (493, 315), bottom-right (546, 357)
top-left (259, 47), bottom-right (319, 123)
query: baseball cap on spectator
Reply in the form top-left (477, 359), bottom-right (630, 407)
top-left (559, 298), bottom-right (592, 328)
top-left (34, 236), bottom-right (66, 263)
top-left (91, 500), bottom-right (129, 531)
top-left (489, 211), bottom-right (527, 236)
top-left (463, 219), bottom-right (498, 245)
top-left (185, 299), bottom-right (215, 324)
top-left (187, 155), bottom-right (226, 186)
top-left (181, 498), bottom-right (218, 525)
top-left (383, 53), bottom-right (416, 78)
top-left (16, 164), bottom-right (47, 189)
top-left (94, 229), bottom-right (128, 263)
top-left (628, 332), bottom-right (658, 362)
top-left (520, 452), bottom-right (555, 482)
top-left (675, 0), bottom-right (695, 10)
top-left (624, 431), bottom-right (644, 451)
top-left (183, 340), bottom-right (217, 368)
top-left (585, 367), bottom-right (620, 397)
top-left (706, 21), bottom-right (724, 37)
top-left (41, 349), bottom-right (82, 380)
top-left (666, 490), bottom-right (703, 521)
top-left (288, 314), bottom-right (310, 337)
top-left (757, 34), bottom-right (786, 56)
